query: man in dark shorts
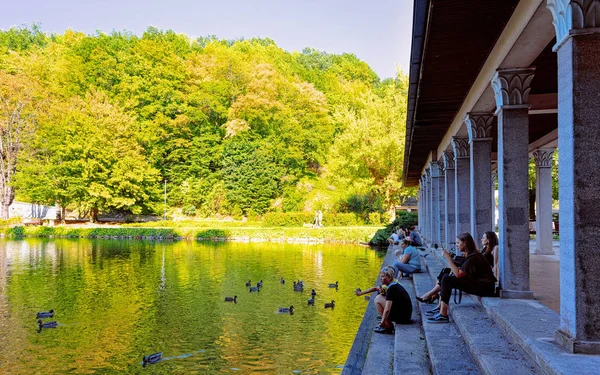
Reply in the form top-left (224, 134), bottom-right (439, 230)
top-left (374, 266), bottom-right (413, 333)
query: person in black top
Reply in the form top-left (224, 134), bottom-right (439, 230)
top-left (426, 232), bottom-right (496, 323)
top-left (374, 266), bottom-right (413, 333)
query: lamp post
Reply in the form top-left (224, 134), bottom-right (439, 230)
top-left (164, 179), bottom-right (167, 221)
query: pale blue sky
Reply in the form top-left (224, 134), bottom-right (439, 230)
top-left (0, 0), bottom-right (413, 79)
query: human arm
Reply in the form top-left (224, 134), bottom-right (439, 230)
top-left (400, 253), bottom-right (411, 264)
top-left (355, 286), bottom-right (379, 296)
top-left (381, 300), bottom-right (393, 324)
top-left (442, 248), bottom-right (466, 278)
top-left (492, 245), bottom-right (499, 279)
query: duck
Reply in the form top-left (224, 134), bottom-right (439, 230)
top-left (37, 320), bottom-right (58, 329)
top-left (307, 297), bottom-right (315, 306)
top-left (280, 278), bottom-right (285, 284)
top-left (245, 280), bottom-right (252, 287)
top-left (293, 282), bottom-right (304, 292)
top-left (324, 300), bottom-right (335, 309)
top-left (142, 352), bottom-right (163, 367)
top-left (249, 286), bottom-right (260, 292)
top-left (278, 305), bottom-right (294, 313)
top-left (36, 309), bottom-right (55, 319)
top-left (328, 281), bottom-right (339, 288)
top-left (257, 280), bottom-right (263, 288)
top-left (224, 296), bottom-right (237, 302)
top-left (311, 289), bottom-right (317, 297)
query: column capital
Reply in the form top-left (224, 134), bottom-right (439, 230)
top-left (533, 148), bottom-right (556, 168)
top-left (421, 174), bottom-right (427, 186)
top-left (451, 137), bottom-right (470, 159)
top-left (547, 0), bottom-right (600, 51)
top-left (466, 112), bottom-right (494, 142)
top-left (443, 150), bottom-right (455, 170)
top-left (425, 168), bottom-right (431, 182)
top-left (491, 68), bottom-right (536, 112)
top-left (429, 161), bottom-right (443, 177)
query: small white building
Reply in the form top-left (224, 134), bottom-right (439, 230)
top-left (8, 201), bottom-right (57, 220)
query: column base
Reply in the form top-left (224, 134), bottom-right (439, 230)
top-left (533, 249), bottom-right (555, 255)
top-left (499, 289), bottom-right (534, 299)
top-left (555, 329), bottom-right (600, 354)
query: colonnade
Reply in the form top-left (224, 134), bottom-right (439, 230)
top-left (417, 0), bottom-right (600, 353)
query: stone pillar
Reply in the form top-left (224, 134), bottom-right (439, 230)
top-left (466, 113), bottom-right (494, 244)
top-left (533, 148), bottom-right (555, 255)
top-left (492, 171), bottom-right (497, 231)
top-left (547, 0), bottom-right (600, 353)
top-left (443, 151), bottom-right (456, 249)
top-left (427, 169), bottom-right (434, 244)
top-left (421, 175), bottom-right (427, 237)
top-left (418, 186), bottom-right (422, 231)
top-left (491, 67), bottom-right (535, 299)
top-left (452, 137), bottom-right (470, 254)
top-left (425, 170), bottom-right (432, 242)
top-left (430, 162), bottom-right (442, 247)
top-left (437, 161), bottom-right (446, 248)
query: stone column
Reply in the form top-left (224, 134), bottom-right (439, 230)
top-left (547, 0), bottom-right (600, 353)
top-left (418, 186), bottom-right (422, 231)
top-left (429, 162), bottom-right (441, 247)
top-left (533, 148), bottom-right (555, 255)
top-left (425, 168), bottom-right (431, 243)
top-left (491, 67), bottom-right (535, 299)
top-left (436, 161), bottom-right (446, 247)
top-left (466, 113), bottom-right (494, 244)
top-left (452, 137), bottom-right (470, 254)
top-left (492, 171), bottom-right (497, 231)
top-left (443, 151), bottom-right (455, 249)
top-left (420, 175), bottom-right (427, 237)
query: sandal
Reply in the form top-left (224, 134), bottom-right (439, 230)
top-left (373, 324), bottom-right (395, 334)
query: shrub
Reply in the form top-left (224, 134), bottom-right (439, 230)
top-left (368, 212), bottom-right (381, 225)
top-left (182, 205), bottom-right (196, 216)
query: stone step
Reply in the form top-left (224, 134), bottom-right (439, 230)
top-left (421, 252), bottom-right (542, 375)
top-left (392, 279), bottom-right (429, 375)
top-left (412, 270), bottom-right (481, 375)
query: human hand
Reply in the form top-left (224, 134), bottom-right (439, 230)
top-left (442, 248), bottom-right (451, 259)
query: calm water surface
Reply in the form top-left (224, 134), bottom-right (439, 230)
top-left (0, 239), bottom-right (384, 374)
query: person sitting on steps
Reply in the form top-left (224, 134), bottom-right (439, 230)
top-left (392, 239), bottom-right (422, 278)
top-left (373, 266), bottom-right (413, 333)
top-left (481, 231), bottom-right (499, 280)
top-left (426, 232), bottom-right (497, 323)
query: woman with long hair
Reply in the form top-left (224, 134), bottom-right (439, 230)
top-left (481, 231), bottom-right (499, 279)
top-left (426, 232), bottom-right (497, 323)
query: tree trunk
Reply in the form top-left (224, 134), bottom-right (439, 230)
top-left (91, 208), bottom-right (98, 223)
top-left (528, 189), bottom-right (536, 220)
top-left (1, 185), bottom-right (14, 220)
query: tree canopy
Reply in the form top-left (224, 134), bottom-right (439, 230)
top-left (0, 25), bottom-right (411, 220)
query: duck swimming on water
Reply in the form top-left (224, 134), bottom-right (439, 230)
top-left (142, 352), bottom-right (163, 367)
top-left (280, 278), bottom-right (285, 284)
top-left (278, 305), bottom-right (294, 314)
top-left (224, 296), bottom-right (237, 302)
top-left (328, 281), bottom-right (339, 288)
top-left (324, 300), bottom-right (335, 309)
top-left (245, 280), bottom-right (252, 287)
top-left (293, 282), bottom-right (304, 292)
top-left (307, 297), bottom-right (315, 306)
top-left (311, 289), bottom-right (317, 297)
top-left (257, 280), bottom-right (263, 288)
top-left (249, 286), bottom-right (260, 292)
top-left (37, 320), bottom-right (58, 329)
top-left (36, 310), bottom-right (54, 319)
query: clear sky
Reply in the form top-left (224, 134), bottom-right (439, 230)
top-left (0, 0), bottom-right (414, 79)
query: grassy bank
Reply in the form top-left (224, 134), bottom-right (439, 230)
top-left (1, 225), bottom-right (380, 244)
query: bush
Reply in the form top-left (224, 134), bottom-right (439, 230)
top-left (263, 212), bottom-right (362, 227)
top-left (368, 212), bottom-right (381, 225)
top-left (182, 205), bottom-right (196, 216)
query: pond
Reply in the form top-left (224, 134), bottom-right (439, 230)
top-left (0, 239), bottom-right (384, 374)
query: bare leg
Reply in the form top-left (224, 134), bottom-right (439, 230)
top-left (375, 294), bottom-right (386, 316)
top-left (440, 301), bottom-right (449, 316)
top-left (419, 283), bottom-right (441, 299)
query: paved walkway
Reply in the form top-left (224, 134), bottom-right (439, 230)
top-left (529, 240), bottom-right (560, 312)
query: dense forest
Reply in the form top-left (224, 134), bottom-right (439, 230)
top-left (0, 25), bottom-right (413, 222)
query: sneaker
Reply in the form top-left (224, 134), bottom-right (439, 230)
top-left (426, 313), bottom-right (449, 323)
top-left (424, 307), bottom-right (440, 316)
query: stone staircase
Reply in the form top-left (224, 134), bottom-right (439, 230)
top-left (343, 246), bottom-right (600, 375)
